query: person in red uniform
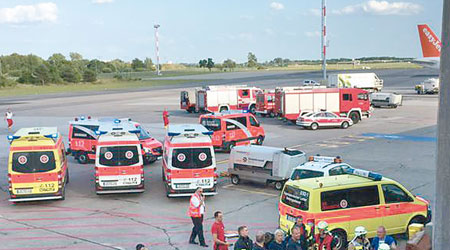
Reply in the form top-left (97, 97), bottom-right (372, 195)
top-left (188, 187), bottom-right (207, 247)
top-left (212, 211), bottom-right (229, 250)
top-left (162, 108), bottom-right (169, 129)
top-left (5, 108), bottom-right (13, 133)
top-left (313, 221), bottom-right (338, 250)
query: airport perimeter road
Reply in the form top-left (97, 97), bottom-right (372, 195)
top-left (0, 68), bottom-right (439, 250)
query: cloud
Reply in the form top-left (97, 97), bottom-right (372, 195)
top-left (0, 2), bottom-right (58, 24)
top-left (270, 2), bottom-right (284, 10)
top-left (305, 31), bottom-right (321, 38)
top-left (307, 8), bottom-right (321, 17)
top-left (333, 0), bottom-right (422, 15)
top-left (93, 0), bottom-right (114, 4)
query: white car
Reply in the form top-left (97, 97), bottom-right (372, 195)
top-left (296, 111), bottom-right (354, 130)
top-left (303, 79), bottom-right (320, 86)
top-left (290, 156), bottom-right (354, 180)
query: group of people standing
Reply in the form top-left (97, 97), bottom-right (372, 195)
top-left (187, 193), bottom-right (398, 250)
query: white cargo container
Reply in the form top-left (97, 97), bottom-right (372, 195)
top-left (227, 145), bottom-right (306, 190)
top-left (370, 92), bottom-right (403, 108)
top-left (328, 73), bottom-right (384, 92)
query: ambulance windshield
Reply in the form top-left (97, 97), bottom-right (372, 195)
top-left (12, 151), bottom-right (56, 173)
top-left (99, 146), bottom-right (140, 166)
top-left (172, 148), bottom-right (213, 169)
top-left (281, 185), bottom-right (309, 211)
top-left (200, 118), bottom-right (221, 131)
top-left (136, 126), bottom-right (151, 140)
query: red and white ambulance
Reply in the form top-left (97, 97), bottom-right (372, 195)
top-left (274, 87), bottom-right (371, 124)
top-left (181, 85), bottom-right (262, 114)
top-left (95, 119), bottom-right (145, 194)
top-left (255, 90), bottom-right (276, 117)
top-left (68, 116), bottom-right (162, 164)
top-left (162, 124), bottom-right (217, 197)
top-left (199, 111), bottom-right (265, 152)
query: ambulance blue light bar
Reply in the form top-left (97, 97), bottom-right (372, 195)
top-left (44, 133), bottom-right (59, 139)
top-left (95, 130), bottom-right (107, 135)
top-left (114, 119), bottom-right (121, 124)
top-left (128, 129), bottom-right (140, 134)
top-left (346, 168), bottom-right (382, 181)
top-left (202, 131), bottom-right (213, 135)
top-left (7, 135), bottom-right (20, 142)
top-left (168, 132), bottom-right (181, 137)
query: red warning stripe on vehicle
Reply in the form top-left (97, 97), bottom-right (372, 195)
top-left (11, 172), bottom-right (59, 183)
top-left (170, 168), bottom-right (215, 178)
top-left (278, 202), bottom-right (427, 224)
top-left (97, 141), bottom-right (140, 146)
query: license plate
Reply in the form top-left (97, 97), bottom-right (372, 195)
top-left (16, 189), bottom-right (32, 194)
top-left (286, 214), bottom-right (297, 222)
top-left (102, 181), bottom-right (118, 186)
top-left (122, 177), bottom-right (138, 185)
top-left (176, 183), bottom-right (190, 188)
top-left (197, 179), bottom-right (211, 187)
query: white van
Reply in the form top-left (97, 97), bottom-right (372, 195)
top-left (228, 145), bottom-right (306, 190)
top-left (370, 92), bottom-right (403, 108)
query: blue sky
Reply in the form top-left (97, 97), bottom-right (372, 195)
top-left (0, 0), bottom-right (443, 63)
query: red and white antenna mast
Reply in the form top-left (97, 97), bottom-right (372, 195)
top-left (321, 0), bottom-right (327, 80)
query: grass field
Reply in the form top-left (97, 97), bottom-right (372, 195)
top-left (1, 62), bottom-right (421, 97)
top-left (0, 79), bottom-right (190, 97)
top-left (98, 62), bottom-right (421, 80)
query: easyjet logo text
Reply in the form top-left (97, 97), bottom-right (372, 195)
top-left (423, 27), bottom-right (441, 53)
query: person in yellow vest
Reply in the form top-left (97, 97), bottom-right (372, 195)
top-left (188, 187), bottom-right (208, 247)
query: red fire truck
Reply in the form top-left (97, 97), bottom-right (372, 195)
top-left (180, 85), bottom-right (262, 114)
top-left (255, 90), bottom-right (276, 117)
top-left (199, 111), bottom-right (265, 152)
top-left (68, 116), bottom-right (162, 164)
top-left (162, 124), bottom-right (217, 197)
top-left (274, 87), bottom-right (371, 124)
top-left (95, 119), bottom-right (144, 194)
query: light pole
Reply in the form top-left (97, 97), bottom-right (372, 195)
top-left (321, 0), bottom-right (327, 80)
top-left (154, 24), bottom-right (161, 76)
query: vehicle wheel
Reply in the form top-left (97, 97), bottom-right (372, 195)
top-left (220, 106), bottom-right (228, 112)
top-left (406, 216), bottom-right (427, 239)
top-left (61, 186), bottom-right (66, 201)
top-left (269, 112), bottom-right (275, 118)
top-left (231, 175), bottom-right (240, 185)
top-left (77, 152), bottom-right (88, 164)
top-left (274, 181), bottom-right (284, 190)
top-left (341, 121), bottom-right (349, 129)
top-left (310, 123), bottom-right (319, 130)
top-left (249, 105), bottom-right (256, 114)
top-left (331, 229), bottom-right (347, 250)
top-left (162, 168), bottom-right (165, 181)
top-left (349, 112), bottom-right (361, 124)
top-left (256, 136), bottom-right (264, 145)
top-left (392, 104), bottom-right (398, 109)
top-left (66, 168), bottom-right (70, 184)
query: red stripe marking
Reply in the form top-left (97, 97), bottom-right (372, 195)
top-left (97, 141), bottom-right (140, 145)
top-left (166, 142), bottom-right (212, 148)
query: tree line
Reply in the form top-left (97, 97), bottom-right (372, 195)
top-left (0, 53), bottom-right (156, 87)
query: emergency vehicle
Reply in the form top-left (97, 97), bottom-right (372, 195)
top-left (296, 111), bottom-right (354, 130)
top-left (279, 171), bottom-right (431, 250)
top-left (95, 119), bottom-right (145, 194)
top-left (7, 127), bottom-right (69, 202)
top-left (162, 124), bottom-right (217, 197)
top-left (274, 87), bottom-right (371, 124)
top-left (290, 156), bottom-right (353, 180)
top-left (199, 111), bottom-right (265, 152)
top-left (255, 90), bottom-right (276, 117)
top-left (181, 85), bottom-right (262, 113)
top-left (68, 116), bottom-right (162, 164)
top-left (180, 88), bottom-right (198, 113)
